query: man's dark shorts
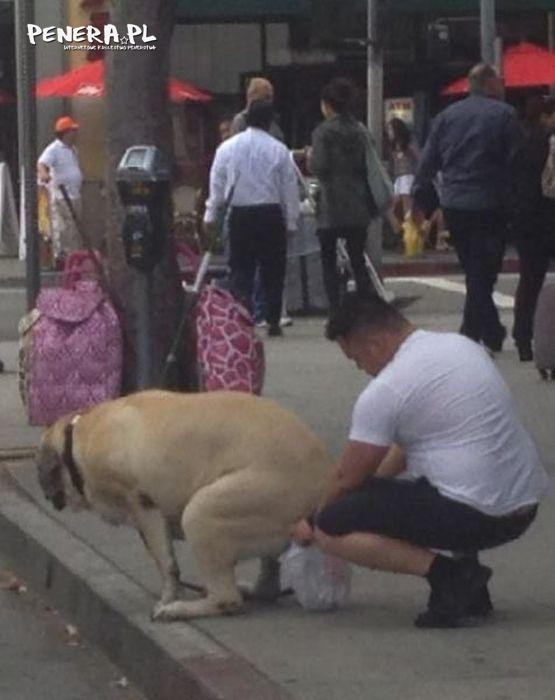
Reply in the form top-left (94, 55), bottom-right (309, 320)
top-left (316, 477), bottom-right (537, 553)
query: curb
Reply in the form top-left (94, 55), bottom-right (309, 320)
top-left (0, 467), bottom-right (292, 700)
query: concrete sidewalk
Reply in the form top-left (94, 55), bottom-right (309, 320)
top-left (1, 318), bottom-right (555, 699)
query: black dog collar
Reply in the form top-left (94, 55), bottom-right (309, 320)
top-left (63, 416), bottom-right (85, 496)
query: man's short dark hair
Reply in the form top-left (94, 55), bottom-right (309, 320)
top-left (321, 78), bottom-right (357, 115)
top-left (246, 99), bottom-right (274, 131)
top-left (326, 293), bottom-right (408, 340)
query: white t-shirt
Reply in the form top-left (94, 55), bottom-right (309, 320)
top-left (349, 330), bottom-right (548, 516)
top-left (38, 139), bottom-right (83, 200)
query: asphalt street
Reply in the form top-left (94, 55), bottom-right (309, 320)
top-left (1, 270), bottom-right (555, 699)
top-left (0, 271), bottom-right (532, 342)
top-left (0, 557), bottom-right (146, 700)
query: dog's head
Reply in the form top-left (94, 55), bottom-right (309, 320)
top-left (36, 417), bottom-right (87, 512)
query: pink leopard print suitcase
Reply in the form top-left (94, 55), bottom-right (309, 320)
top-left (196, 285), bottom-right (265, 395)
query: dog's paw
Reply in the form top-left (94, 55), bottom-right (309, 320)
top-left (151, 601), bottom-right (174, 623)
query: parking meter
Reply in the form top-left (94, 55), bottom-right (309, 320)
top-left (116, 145), bottom-right (171, 272)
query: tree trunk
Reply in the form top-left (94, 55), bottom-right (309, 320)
top-left (105, 0), bottom-right (193, 392)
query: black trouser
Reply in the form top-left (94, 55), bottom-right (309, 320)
top-left (317, 477), bottom-right (537, 554)
top-left (228, 204), bottom-right (287, 327)
top-left (513, 211), bottom-right (551, 347)
top-left (443, 209), bottom-right (506, 348)
top-left (318, 226), bottom-right (372, 307)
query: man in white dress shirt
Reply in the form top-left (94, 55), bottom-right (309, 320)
top-left (204, 100), bottom-right (299, 337)
top-left (37, 116), bottom-right (83, 264)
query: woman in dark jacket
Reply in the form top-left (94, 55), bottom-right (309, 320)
top-left (308, 78), bottom-right (374, 307)
top-left (511, 96), bottom-right (555, 361)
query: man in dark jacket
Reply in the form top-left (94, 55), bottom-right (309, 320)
top-left (413, 64), bottom-right (520, 353)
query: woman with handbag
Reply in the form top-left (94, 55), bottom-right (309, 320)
top-left (307, 78), bottom-right (378, 308)
top-left (511, 96), bottom-right (555, 362)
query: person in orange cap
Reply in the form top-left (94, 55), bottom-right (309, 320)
top-left (37, 116), bottom-right (83, 266)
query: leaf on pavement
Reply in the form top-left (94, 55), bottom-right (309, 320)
top-left (64, 623), bottom-right (82, 647)
top-left (0, 570), bottom-right (27, 594)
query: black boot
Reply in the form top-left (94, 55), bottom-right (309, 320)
top-left (425, 583), bottom-right (494, 622)
top-left (415, 555), bottom-right (492, 629)
top-left (466, 585), bottom-right (494, 618)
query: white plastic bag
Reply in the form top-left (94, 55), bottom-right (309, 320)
top-left (281, 544), bottom-right (351, 612)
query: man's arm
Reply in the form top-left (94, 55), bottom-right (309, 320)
top-left (375, 444), bottom-right (406, 478)
top-left (412, 116), bottom-right (442, 194)
top-left (37, 161), bottom-right (51, 185)
top-left (203, 145), bottom-right (229, 226)
top-left (307, 124), bottom-right (331, 178)
top-left (280, 150), bottom-right (300, 232)
top-left (318, 439), bottom-right (390, 512)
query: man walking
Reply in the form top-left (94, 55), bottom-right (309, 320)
top-left (293, 294), bottom-right (547, 628)
top-left (37, 116), bottom-right (83, 266)
top-left (204, 100), bottom-right (299, 337)
top-left (413, 64), bottom-right (520, 352)
top-left (231, 77), bottom-right (284, 142)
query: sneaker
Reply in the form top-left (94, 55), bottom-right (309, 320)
top-left (415, 556), bottom-right (492, 629)
top-left (267, 325), bottom-right (283, 338)
top-left (255, 320), bottom-right (268, 329)
top-left (280, 316), bottom-right (293, 328)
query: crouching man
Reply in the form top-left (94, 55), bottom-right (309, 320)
top-left (296, 293), bottom-right (548, 628)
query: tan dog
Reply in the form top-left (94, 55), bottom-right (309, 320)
top-left (36, 390), bottom-right (333, 620)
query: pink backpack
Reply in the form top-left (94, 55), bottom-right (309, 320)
top-left (196, 285), bottom-right (265, 395)
top-left (19, 252), bottom-right (122, 426)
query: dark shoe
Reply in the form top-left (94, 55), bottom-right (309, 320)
top-left (484, 326), bottom-right (507, 354)
top-left (517, 342), bottom-right (533, 363)
top-left (424, 583), bottom-right (494, 620)
top-left (267, 325), bottom-right (283, 338)
top-left (466, 585), bottom-right (494, 618)
top-left (415, 555), bottom-right (492, 629)
top-left (0, 359), bottom-right (4, 374)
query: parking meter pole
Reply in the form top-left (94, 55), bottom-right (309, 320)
top-left (135, 272), bottom-right (153, 389)
top-left (116, 146), bottom-right (171, 390)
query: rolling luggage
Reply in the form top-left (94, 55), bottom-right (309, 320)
top-left (533, 282), bottom-right (555, 380)
top-left (19, 251), bottom-right (122, 425)
top-left (163, 249), bottom-right (265, 395)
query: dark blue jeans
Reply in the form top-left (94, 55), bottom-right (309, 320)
top-left (443, 209), bottom-right (506, 348)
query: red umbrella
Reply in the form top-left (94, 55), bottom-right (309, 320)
top-left (443, 42), bottom-right (555, 95)
top-left (0, 88), bottom-right (15, 105)
top-left (36, 60), bottom-right (212, 103)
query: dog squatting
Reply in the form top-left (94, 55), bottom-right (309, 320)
top-left (36, 390), bottom-right (333, 620)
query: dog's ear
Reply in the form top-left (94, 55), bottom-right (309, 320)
top-left (36, 441), bottom-right (66, 511)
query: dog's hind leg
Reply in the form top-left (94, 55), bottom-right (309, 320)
top-left (132, 503), bottom-right (180, 611)
top-left (153, 474), bottom-right (289, 621)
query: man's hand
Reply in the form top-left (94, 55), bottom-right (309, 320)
top-left (290, 518), bottom-right (314, 547)
top-left (203, 220), bottom-right (216, 238)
